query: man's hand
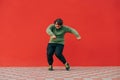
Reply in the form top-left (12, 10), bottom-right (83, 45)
top-left (51, 35), bottom-right (56, 39)
top-left (77, 36), bottom-right (81, 40)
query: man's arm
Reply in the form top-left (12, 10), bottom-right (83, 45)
top-left (46, 24), bottom-right (56, 39)
top-left (46, 24), bottom-right (55, 36)
top-left (65, 26), bottom-right (81, 40)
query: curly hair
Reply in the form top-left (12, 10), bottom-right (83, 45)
top-left (54, 18), bottom-right (63, 25)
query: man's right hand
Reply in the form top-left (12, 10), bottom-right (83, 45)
top-left (51, 35), bottom-right (56, 39)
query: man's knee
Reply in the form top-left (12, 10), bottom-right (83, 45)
top-left (55, 53), bottom-right (62, 58)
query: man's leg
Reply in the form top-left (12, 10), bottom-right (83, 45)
top-left (55, 44), bottom-right (70, 70)
top-left (55, 44), bottom-right (66, 64)
top-left (47, 43), bottom-right (55, 70)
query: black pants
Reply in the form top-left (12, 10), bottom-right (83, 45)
top-left (47, 43), bottom-right (66, 65)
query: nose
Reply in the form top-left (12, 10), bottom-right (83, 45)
top-left (55, 25), bottom-right (60, 27)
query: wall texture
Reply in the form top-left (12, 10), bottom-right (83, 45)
top-left (0, 0), bottom-right (119, 66)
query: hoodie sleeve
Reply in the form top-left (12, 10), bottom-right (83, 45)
top-left (46, 24), bottom-right (55, 36)
top-left (65, 26), bottom-right (81, 38)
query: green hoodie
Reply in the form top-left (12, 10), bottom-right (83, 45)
top-left (46, 24), bottom-right (80, 44)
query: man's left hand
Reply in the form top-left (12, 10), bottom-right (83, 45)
top-left (77, 37), bottom-right (81, 40)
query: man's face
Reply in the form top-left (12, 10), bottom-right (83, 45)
top-left (55, 22), bottom-right (61, 29)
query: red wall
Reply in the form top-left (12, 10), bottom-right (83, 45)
top-left (0, 0), bottom-right (119, 66)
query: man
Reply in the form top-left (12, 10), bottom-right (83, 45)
top-left (46, 18), bottom-right (81, 71)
